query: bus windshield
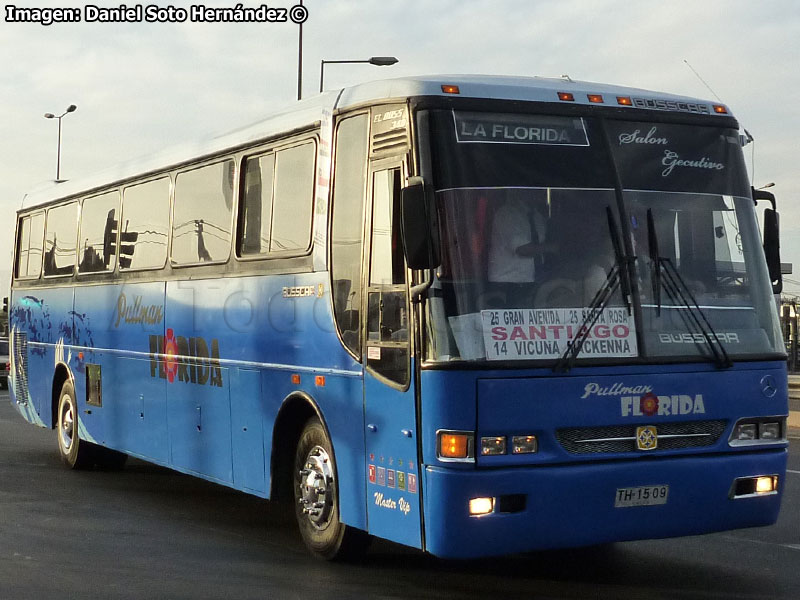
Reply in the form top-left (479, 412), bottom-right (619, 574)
top-left (423, 110), bottom-right (784, 363)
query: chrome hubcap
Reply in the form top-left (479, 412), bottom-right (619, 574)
top-left (297, 445), bottom-right (334, 528)
top-left (59, 396), bottom-right (74, 451)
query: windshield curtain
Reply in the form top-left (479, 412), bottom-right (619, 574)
top-left (424, 109), bottom-right (783, 364)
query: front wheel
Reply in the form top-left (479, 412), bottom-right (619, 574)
top-left (56, 380), bottom-right (93, 469)
top-left (293, 417), bottom-right (369, 560)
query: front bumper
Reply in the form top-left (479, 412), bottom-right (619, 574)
top-left (423, 449), bottom-right (786, 558)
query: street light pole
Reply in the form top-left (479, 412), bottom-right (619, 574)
top-left (319, 56), bottom-right (398, 93)
top-left (44, 104), bottom-right (77, 181)
top-left (297, 0), bottom-right (303, 100)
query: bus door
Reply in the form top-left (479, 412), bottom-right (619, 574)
top-left (363, 162), bottom-right (422, 549)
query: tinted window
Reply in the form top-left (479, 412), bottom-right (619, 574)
top-left (271, 142), bottom-right (315, 253)
top-left (44, 203), bottom-right (78, 277)
top-left (121, 178), bottom-right (170, 270)
top-left (79, 191), bottom-right (120, 273)
top-left (16, 216), bottom-right (31, 278)
top-left (331, 114), bottom-right (369, 355)
top-left (240, 153), bottom-right (275, 255)
top-left (173, 160), bottom-right (235, 265)
top-left (28, 213), bottom-right (44, 278)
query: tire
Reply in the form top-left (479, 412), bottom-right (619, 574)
top-left (293, 417), bottom-right (369, 560)
top-left (56, 380), bottom-right (94, 469)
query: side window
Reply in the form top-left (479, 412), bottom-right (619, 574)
top-left (369, 169), bottom-right (405, 285)
top-left (16, 216), bottom-right (31, 278)
top-left (28, 213), bottom-right (45, 278)
top-left (44, 203), bottom-right (78, 277)
top-left (366, 167), bottom-right (409, 386)
top-left (121, 177), bottom-right (170, 271)
top-left (272, 142), bottom-right (315, 253)
top-left (79, 191), bottom-right (120, 273)
top-left (238, 140), bottom-right (315, 257)
top-left (240, 153), bottom-right (275, 255)
top-left (173, 160), bottom-right (235, 265)
top-left (331, 114), bottom-right (369, 356)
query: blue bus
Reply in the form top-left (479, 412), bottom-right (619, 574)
top-left (8, 75), bottom-right (788, 559)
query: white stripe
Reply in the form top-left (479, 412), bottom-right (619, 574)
top-left (786, 469), bottom-right (800, 475)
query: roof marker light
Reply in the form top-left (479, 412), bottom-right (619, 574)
top-left (713, 104), bottom-right (728, 114)
top-left (617, 96), bottom-right (633, 106)
top-left (587, 94), bottom-right (604, 103)
top-left (441, 84), bottom-right (460, 94)
top-left (557, 92), bottom-right (574, 102)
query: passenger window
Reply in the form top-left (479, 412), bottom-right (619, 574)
top-left (28, 213), bottom-right (44, 278)
top-left (173, 160), bottom-right (235, 265)
top-left (79, 191), bottom-right (120, 273)
top-left (16, 216), bottom-right (32, 278)
top-left (272, 142), bottom-right (315, 253)
top-left (240, 153), bottom-right (275, 255)
top-left (331, 115), bottom-right (369, 356)
top-left (44, 203), bottom-right (78, 277)
top-left (121, 178), bottom-right (170, 270)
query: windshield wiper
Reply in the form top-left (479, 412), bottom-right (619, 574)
top-left (645, 209), bottom-right (732, 369)
top-left (554, 207), bottom-right (632, 373)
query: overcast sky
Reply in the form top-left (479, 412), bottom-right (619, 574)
top-left (1, 0), bottom-right (798, 298)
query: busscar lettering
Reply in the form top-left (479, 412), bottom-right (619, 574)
top-left (659, 332), bottom-right (740, 344)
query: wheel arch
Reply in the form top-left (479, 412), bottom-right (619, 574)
top-left (51, 362), bottom-right (74, 430)
top-left (270, 391), bottom-right (333, 502)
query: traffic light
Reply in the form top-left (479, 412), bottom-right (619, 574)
top-left (118, 229), bottom-right (139, 269)
top-left (102, 209), bottom-right (117, 267)
top-left (103, 210), bottom-right (139, 269)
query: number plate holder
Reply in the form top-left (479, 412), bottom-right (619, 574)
top-left (614, 484), bottom-right (669, 508)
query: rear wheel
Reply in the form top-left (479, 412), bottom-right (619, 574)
top-left (293, 417), bottom-right (369, 560)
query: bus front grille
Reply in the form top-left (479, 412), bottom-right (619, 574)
top-left (556, 420), bottom-right (728, 454)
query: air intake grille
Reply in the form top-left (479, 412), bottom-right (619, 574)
top-left (556, 420), bottom-right (728, 454)
top-left (371, 128), bottom-right (408, 156)
top-left (12, 331), bottom-right (29, 403)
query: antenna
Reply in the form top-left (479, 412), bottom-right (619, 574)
top-left (683, 60), bottom-right (760, 184)
top-left (683, 59), bottom-right (724, 102)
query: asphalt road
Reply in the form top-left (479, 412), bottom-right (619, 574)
top-left (1, 390), bottom-right (798, 600)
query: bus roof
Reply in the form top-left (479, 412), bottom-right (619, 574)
top-left (20, 74), bottom-right (729, 211)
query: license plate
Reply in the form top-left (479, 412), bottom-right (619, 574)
top-left (614, 485), bottom-right (669, 508)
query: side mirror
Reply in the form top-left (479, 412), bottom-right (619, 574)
top-left (763, 208), bottom-right (782, 294)
top-left (400, 176), bottom-right (440, 270)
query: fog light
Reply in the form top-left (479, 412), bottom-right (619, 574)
top-left (512, 435), bottom-right (538, 454)
top-left (481, 436), bottom-right (506, 456)
top-left (469, 497), bottom-right (494, 516)
top-left (735, 423), bottom-right (757, 441)
top-left (732, 475), bottom-right (779, 498)
top-left (758, 422), bottom-right (781, 440)
top-left (756, 476), bottom-right (778, 494)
